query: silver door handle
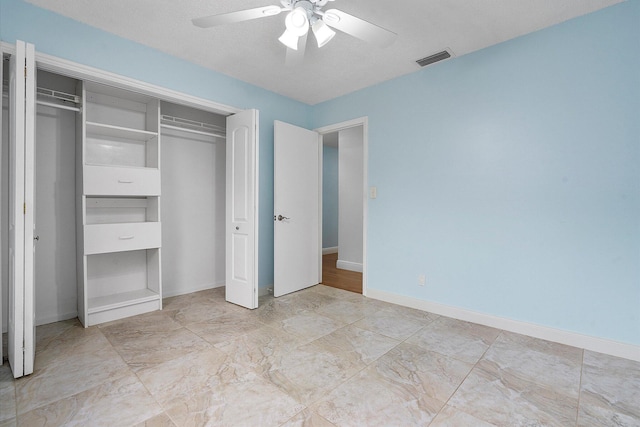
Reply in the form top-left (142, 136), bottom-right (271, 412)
top-left (277, 215), bottom-right (289, 221)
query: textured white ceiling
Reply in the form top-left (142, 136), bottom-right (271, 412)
top-left (25, 0), bottom-right (623, 105)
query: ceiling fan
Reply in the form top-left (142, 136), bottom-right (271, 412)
top-left (192, 0), bottom-right (397, 51)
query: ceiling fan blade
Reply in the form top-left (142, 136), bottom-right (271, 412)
top-left (322, 9), bottom-right (397, 48)
top-left (192, 5), bottom-right (282, 28)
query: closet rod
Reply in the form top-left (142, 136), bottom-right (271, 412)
top-left (161, 123), bottom-right (225, 139)
top-left (36, 100), bottom-right (81, 112)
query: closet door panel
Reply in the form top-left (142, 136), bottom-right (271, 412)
top-left (84, 222), bottom-right (161, 254)
top-left (84, 165), bottom-right (160, 195)
top-left (8, 41), bottom-right (27, 379)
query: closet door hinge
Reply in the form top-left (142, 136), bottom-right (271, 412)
top-left (24, 66), bottom-right (27, 78)
top-left (23, 203), bottom-right (26, 214)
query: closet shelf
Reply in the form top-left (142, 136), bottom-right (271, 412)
top-left (87, 289), bottom-right (159, 314)
top-left (161, 114), bottom-right (225, 138)
top-left (86, 121), bottom-right (158, 142)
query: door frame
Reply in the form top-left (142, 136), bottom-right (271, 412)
top-left (314, 117), bottom-right (369, 296)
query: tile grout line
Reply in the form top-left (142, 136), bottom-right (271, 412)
top-left (264, 292), bottom-right (415, 413)
top-left (574, 349), bottom-right (585, 427)
top-left (426, 329), bottom-right (505, 426)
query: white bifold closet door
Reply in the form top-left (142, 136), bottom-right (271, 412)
top-left (225, 109), bottom-right (259, 309)
top-left (8, 40), bottom-right (36, 378)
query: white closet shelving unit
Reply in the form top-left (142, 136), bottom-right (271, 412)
top-left (78, 81), bottom-right (162, 327)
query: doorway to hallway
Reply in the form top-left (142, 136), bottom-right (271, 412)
top-left (316, 117), bottom-right (368, 296)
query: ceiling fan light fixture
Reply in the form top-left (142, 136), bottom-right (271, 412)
top-left (312, 19), bottom-right (335, 48)
top-left (285, 7), bottom-right (310, 37)
top-left (278, 28), bottom-right (299, 50)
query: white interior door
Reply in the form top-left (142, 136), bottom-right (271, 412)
top-left (274, 120), bottom-right (320, 297)
top-left (225, 109), bottom-right (259, 309)
top-left (8, 40), bottom-right (36, 378)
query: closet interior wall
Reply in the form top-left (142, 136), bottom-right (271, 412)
top-left (160, 101), bottom-right (227, 297)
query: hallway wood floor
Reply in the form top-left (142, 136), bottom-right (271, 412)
top-left (321, 253), bottom-right (362, 294)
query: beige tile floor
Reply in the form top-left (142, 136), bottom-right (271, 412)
top-left (1, 285), bottom-right (639, 426)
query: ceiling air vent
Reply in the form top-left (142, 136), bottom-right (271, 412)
top-left (416, 50), bottom-right (451, 67)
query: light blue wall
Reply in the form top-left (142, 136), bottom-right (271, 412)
top-left (322, 145), bottom-right (339, 248)
top-left (0, 0), bottom-right (313, 290)
top-left (312, 1), bottom-right (640, 345)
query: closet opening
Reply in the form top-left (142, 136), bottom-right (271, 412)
top-left (1, 71), bottom-right (231, 336)
top-left (1, 43), bottom-right (248, 375)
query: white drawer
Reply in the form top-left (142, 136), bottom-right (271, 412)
top-left (84, 222), bottom-right (161, 255)
top-left (84, 165), bottom-right (160, 196)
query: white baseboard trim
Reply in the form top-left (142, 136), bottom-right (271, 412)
top-left (322, 246), bottom-right (339, 255)
top-left (36, 311), bottom-right (78, 327)
top-left (336, 259), bottom-right (363, 273)
top-left (163, 282), bottom-right (224, 298)
top-left (367, 289), bottom-right (640, 363)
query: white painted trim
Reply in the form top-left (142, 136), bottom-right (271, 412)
top-left (315, 117), bottom-right (369, 296)
top-left (162, 282), bottom-right (225, 298)
top-left (322, 246), bottom-right (338, 255)
top-left (0, 41), bottom-right (241, 116)
top-left (0, 42), bottom-right (4, 358)
top-left (252, 110), bottom-right (260, 309)
top-left (367, 289), bottom-right (640, 362)
top-left (336, 260), bottom-right (363, 273)
top-left (318, 136), bottom-right (324, 285)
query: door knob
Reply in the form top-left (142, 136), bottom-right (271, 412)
top-left (277, 215), bottom-right (290, 221)
top-left (34, 235), bottom-right (40, 241)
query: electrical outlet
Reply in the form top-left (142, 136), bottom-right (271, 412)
top-left (418, 274), bottom-right (426, 286)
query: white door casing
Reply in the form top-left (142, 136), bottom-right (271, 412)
top-left (8, 40), bottom-right (36, 378)
top-left (273, 120), bottom-right (320, 297)
top-left (225, 109), bottom-right (259, 309)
